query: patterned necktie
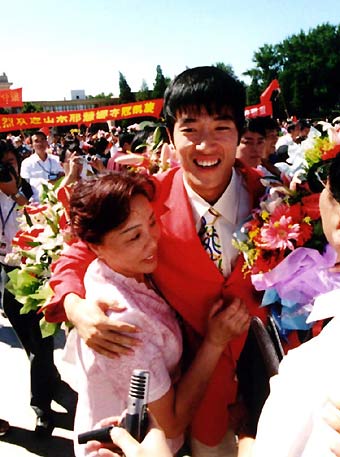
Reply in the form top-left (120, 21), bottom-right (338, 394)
top-left (199, 207), bottom-right (223, 274)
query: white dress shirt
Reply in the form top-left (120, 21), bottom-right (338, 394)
top-left (183, 167), bottom-right (251, 277)
top-left (20, 153), bottom-right (63, 202)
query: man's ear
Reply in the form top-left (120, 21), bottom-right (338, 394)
top-left (165, 127), bottom-right (174, 148)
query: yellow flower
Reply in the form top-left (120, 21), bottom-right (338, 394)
top-left (261, 210), bottom-right (270, 221)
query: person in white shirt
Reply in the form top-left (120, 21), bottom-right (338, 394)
top-left (253, 152), bottom-right (340, 457)
top-left (20, 131), bottom-right (64, 201)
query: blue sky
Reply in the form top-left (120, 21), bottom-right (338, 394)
top-left (0, 0), bottom-right (338, 101)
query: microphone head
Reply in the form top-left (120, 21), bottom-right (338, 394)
top-left (128, 369), bottom-right (150, 401)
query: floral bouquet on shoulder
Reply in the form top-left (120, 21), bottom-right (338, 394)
top-left (5, 182), bottom-right (69, 337)
top-left (233, 124), bottom-right (340, 335)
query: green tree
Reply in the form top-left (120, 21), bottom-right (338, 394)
top-left (119, 72), bottom-right (135, 103)
top-left (22, 102), bottom-right (44, 113)
top-left (244, 72), bottom-right (262, 106)
top-left (152, 65), bottom-right (168, 99)
top-left (88, 92), bottom-right (113, 99)
top-left (245, 23), bottom-right (340, 118)
top-left (214, 62), bottom-right (238, 79)
top-left (136, 79), bottom-right (150, 101)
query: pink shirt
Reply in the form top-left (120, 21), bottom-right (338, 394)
top-left (73, 259), bottom-right (183, 456)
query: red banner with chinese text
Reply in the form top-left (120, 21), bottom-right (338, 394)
top-left (0, 99), bottom-right (163, 133)
top-left (0, 88), bottom-right (23, 108)
top-left (245, 79), bottom-right (280, 119)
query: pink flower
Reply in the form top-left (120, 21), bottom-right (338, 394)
top-left (257, 215), bottom-right (300, 250)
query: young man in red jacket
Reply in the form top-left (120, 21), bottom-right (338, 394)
top-left (46, 66), bottom-right (265, 456)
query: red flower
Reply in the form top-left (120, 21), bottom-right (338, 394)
top-left (25, 205), bottom-right (49, 215)
top-left (253, 249), bottom-right (285, 274)
top-left (12, 228), bottom-right (44, 250)
top-left (288, 203), bottom-right (303, 222)
top-left (321, 144), bottom-right (340, 161)
top-left (296, 222), bottom-right (313, 246)
top-left (301, 194), bottom-right (321, 220)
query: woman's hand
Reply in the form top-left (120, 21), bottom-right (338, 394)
top-left (64, 293), bottom-right (141, 358)
top-left (206, 297), bottom-right (251, 348)
top-left (85, 412), bottom-right (172, 457)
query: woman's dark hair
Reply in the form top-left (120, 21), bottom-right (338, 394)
top-left (329, 152), bottom-right (340, 203)
top-left (163, 66), bottom-right (245, 141)
top-left (69, 171), bottom-right (155, 244)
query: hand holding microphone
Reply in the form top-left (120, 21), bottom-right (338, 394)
top-left (78, 369), bottom-right (150, 445)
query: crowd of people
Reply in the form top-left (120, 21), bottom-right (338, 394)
top-left (0, 65), bottom-right (340, 457)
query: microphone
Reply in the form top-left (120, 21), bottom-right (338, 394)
top-left (123, 369), bottom-right (150, 442)
top-left (77, 369), bottom-right (150, 445)
top-left (78, 425), bottom-right (113, 444)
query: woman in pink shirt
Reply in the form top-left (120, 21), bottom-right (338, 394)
top-left (67, 171), bottom-right (250, 456)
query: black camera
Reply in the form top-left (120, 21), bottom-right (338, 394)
top-left (0, 163), bottom-right (15, 183)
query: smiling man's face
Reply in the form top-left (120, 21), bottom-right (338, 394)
top-left (172, 107), bottom-right (239, 204)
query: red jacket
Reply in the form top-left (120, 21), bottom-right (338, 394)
top-left (47, 161), bottom-right (267, 445)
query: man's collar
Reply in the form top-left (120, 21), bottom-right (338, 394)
top-left (183, 168), bottom-right (239, 222)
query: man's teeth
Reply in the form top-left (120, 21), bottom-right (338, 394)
top-left (196, 159), bottom-right (219, 167)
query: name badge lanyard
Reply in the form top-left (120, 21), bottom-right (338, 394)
top-left (37, 158), bottom-right (52, 175)
top-left (0, 202), bottom-right (16, 237)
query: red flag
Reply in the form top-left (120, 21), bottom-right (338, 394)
top-left (0, 88), bottom-right (23, 108)
top-left (245, 80), bottom-right (281, 118)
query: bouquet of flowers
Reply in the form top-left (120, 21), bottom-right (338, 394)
top-left (114, 124), bottom-right (179, 174)
top-left (5, 182), bottom-right (68, 337)
top-left (233, 122), bottom-right (340, 333)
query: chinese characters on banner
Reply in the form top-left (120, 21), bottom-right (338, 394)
top-left (0, 84), bottom-right (279, 132)
top-left (0, 88), bottom-right (23, 108)
top-left (0, 99), bottom-right (163, 133)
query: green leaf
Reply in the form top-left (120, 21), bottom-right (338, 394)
top-left (39, 317), bottom-right (60, 338)
top-left (6, 269), bottom-right (41, 297)
top-left (152, 126), bottom-right (162, 149)
top-left (22, 264), bottom-right (45, 275)
top-left (20, 249), bottom-right (40, 260)
top-left (23, 207), bottom-right (33, 227)
top-left (20, 298), bottom-right (41, 314)
top-left (30, 282), bottom-right (54, 302)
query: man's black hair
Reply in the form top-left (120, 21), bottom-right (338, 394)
top-left (257, 116), bottom-right (280, 132)
top-left (287, 122), bottom-right (297, 133)
top-left (242, 117), bottom-right (266, 138)
top-left (118, 132), bottom-right (135, 148)
top-left (297, 119), bottom-right (311, 130)
top-left (163, 66), bottom-right (245, 140)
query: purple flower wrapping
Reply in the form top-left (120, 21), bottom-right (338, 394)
top-left (251, 245), bottom-right (340, 330)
